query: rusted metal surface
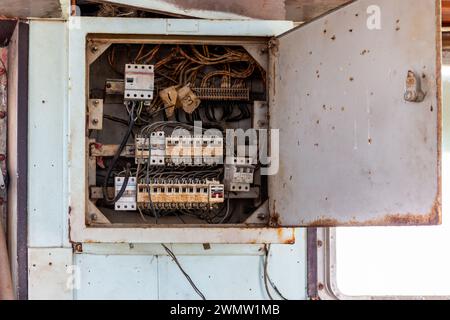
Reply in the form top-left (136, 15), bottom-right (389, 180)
top-left (286, 0), bottom-right (350, 22)
top-left (7, 22), bottom-right (29, 300)
top-left (0, 0), bottom-right (64, 18)
top-left (0, 48), bottom-right (7, 231)
top-left (306, 228), bottom-right (318, 300)
top-left (269, 0), bottom-right (442, 227)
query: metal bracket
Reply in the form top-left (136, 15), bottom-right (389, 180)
top-left (87, 40), bottom-right (112, 66)
top-left (253, 101), bottom-right (269, 130)
top-left (243, 44), bottom-right (269, 71)
top-left (88, 99), bottom-right (104, 130)
top-left (90, 143), bottom-right (135, 158)
top-left (87, 200), bottom-right (112, 225)
top-left (268, 37), bottom-right (280, 57)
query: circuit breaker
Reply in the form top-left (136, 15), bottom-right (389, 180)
top-left (124, 64), bottom-right (155, 101)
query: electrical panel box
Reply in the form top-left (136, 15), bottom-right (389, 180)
top-left (68, 0), bottom-right (442, 244)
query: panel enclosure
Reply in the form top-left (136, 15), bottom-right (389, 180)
top-left (269, 0), bottom-right (442, 226)
top-left (68, 18), bottom-right (296, 244)
top-left (69, 0), bottom-right (442, 244)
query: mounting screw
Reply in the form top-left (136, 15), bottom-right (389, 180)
top-left (94, 100), bottom-right (100, 106)
top-left (91, 46), bottom-right (99, 53)
top-left (92, 119), bottom-right (99, 125)
top-left (90, 213), bottom-right (98, 221)
top-left (317, 240), bottom-right (323, 248)
top-left (74, 243), bottom-right (83, 253)
top-left (0, 154), bottom-right (6, 161)
top-left (257, 213), bottom-right (267, 221)
top-left (318, 283), bottom-right (325, 291)
top-left (0, 111), bottom-right (6, 119)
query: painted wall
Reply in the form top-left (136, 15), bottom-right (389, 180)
top-left (26, 20), bottom-right (307, 300)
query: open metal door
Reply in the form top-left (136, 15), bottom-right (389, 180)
top-left (269, 0), bottom-right (442, 227)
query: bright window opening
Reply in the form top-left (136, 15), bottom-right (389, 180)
top-left (333, 65), bottom-right (450, 298)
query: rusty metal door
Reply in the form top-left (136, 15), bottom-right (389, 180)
top-left (269, 0), bottom-right (442, 226)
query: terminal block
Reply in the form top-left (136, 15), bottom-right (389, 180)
top-left (137, 180), bottom-right (225, 210)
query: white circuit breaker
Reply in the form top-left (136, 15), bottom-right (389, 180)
top-left (124, 64), bottom-right (155, 101)
top-left (135, 132), bottom-right (166, 165)
top-left (224, 157), bottom-right (255, 192)
top-left (115, 177), bottom-right (137, 211)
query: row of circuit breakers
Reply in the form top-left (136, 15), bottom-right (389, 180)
top-left (114, 64), bottom-right (256, 212)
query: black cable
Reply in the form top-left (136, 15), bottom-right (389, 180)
top-left (263, 244), bottom-right (288, 301)
top-left (104, 115), bottom-right (131, 126)
top-left (102, 102), bottom-right (136, 204)
top-left (161, 244), bottom-right (206, 300)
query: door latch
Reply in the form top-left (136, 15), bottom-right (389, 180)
top-left (404, 70), bottom-right (426, 103)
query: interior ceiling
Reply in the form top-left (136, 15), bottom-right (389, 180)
top-left (0, 0), bottom-right (63, 18)
top-left (85, 0), bottom-right (351, 21)
top-left (285, 0), bottom-right (349, 21)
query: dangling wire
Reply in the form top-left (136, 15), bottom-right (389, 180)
top-left (102, 102), bottom-right (136, 204)
top-left (263, 244), bottom-right (288, 301)
top-left (162, 244), bottom-right (207, 300)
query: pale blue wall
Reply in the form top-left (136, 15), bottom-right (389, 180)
top-left (27, 20), bottom-right (307, 300)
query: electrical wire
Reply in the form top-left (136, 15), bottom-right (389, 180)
top-left (263, 244), bottom-right (288, 301)
top-left (102, 102), bottom-right (136, 204)
top-left (161, 244), bottom-right (206, 300)
top-left (95, 43), bottom-right (265, 223)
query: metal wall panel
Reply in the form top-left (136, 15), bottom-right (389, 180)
top-left (28, 248), bottom-right (73, 300)
top-left (74, 254), bottom-right (159, 300)
top-left (28, 21), bottom-right (69, 247)
top-left (72, 230), bottom-right (306, 300)
top-left (270, 0), bottom-right (441, 226)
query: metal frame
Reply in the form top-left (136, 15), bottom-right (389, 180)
top-left (68, 17), bottom-right (297, 244)
top-left (6, 21), bottom-right (29, 300)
